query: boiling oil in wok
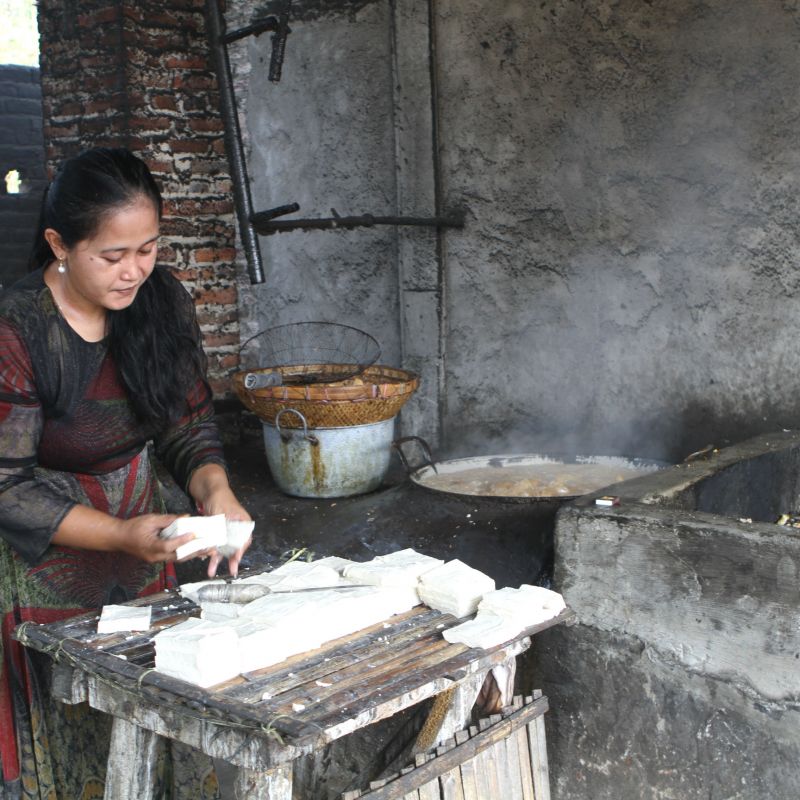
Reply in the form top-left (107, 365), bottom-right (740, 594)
top-left (423, 462), bottom-right (645, 498)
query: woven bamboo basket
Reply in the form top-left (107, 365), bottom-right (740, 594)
top-left (233, 364), bottom-right (419, 428)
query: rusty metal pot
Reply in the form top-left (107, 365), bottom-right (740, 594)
top-left (262, 409), bottom-right (395, 498)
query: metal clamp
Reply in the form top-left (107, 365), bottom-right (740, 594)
top-left (392, 436), bottom-right (438, 475)
top-left (275, 408), bottom-right (319, 445)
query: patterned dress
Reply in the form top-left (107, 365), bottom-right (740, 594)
top-left (0, 270), bottom-right (226, 800)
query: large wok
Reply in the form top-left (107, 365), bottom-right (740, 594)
top-left (393, 437), bottom-right (667, 506)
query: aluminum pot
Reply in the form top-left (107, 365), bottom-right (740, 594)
top-left (262, 408), bottom-right (395, 498)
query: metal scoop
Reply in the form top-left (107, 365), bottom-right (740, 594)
top-left (196, 583), bottom-right (365, 604)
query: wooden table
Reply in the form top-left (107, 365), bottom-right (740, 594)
top-left (14, 589), bottom-right (571, 799)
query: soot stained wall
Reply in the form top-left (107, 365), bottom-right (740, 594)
top-left (235, 0), bottom-right (800, 463)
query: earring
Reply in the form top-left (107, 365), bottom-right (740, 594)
top-left (57, 260), bottom-right (66, 274)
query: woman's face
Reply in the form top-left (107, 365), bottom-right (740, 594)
top-left (50, 196), bottom-right (160, 312)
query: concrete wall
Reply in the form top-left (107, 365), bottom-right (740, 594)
top-left (233, 1), bottom-right (403, 387)
top-left (232, 0), bottom-right (800, 461)
top-left (0, 65), bottom-right (46, 291)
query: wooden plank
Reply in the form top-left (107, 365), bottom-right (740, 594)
top-left (234, 764), bottom-right (292, 800)
top-left (477, 717), bottom-right (501, 800)
top-left (416, 776), bottom-right (439, 800)
top-left (468, 724), bottom-right (491, 800)
top-left (82, 675), bottom-right (304, 771)
top-left (527, 692), bottom-right (551, 800)
top-left (226, 607), bottom-right (449, 703)
top-left (502, 700), bottom-right (526, 800)
top-left (509, 697), bottom-right (535, 800)
top-left (426, 671), bottom-right (485, 749)
top-left (103, 717), bottom-right (163, 800)
top-left (413, 752), bottom-right (439, 799)
top-left (490, 711), bottom-right (516, 800)
top-left (304, 639), bottom-right (531, 746)
top-left (352, 697), bottom-right (547, 800)
top-left (437, 740), bottom-right (465, 800)
top-left (51, 661), bottom-right (87, 705)
top-left (269, 635), bottom-right (456, 719)
top-left (455, 729), bottom-right (478, 800)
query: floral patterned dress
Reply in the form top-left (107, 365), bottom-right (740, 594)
top-left (0, 270), bottom-right (225, 800)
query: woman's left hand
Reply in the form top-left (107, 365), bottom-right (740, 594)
top-left (201, 485), bottom-right (253, 578)
top-left (188, 464), bottom-right (253, 578)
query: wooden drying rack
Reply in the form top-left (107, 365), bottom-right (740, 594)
top-left (15, 580), bottom-right (572, 799)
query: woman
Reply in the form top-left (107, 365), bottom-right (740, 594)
top-left (0, 147), bottom-right (250, 799)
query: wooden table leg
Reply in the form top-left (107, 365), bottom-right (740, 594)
top-left (104, 717), bottom-right (163, 800)
top-left (234, 764), bottom-right (293, 799)
top-left (412, 669), bottom-right (488, 756)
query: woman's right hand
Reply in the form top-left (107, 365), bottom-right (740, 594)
top-left (116, 513), bottom-right (198, 563)
top-left (52, 506), bottom-right (213, 564)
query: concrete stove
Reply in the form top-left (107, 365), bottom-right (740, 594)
top-left (534, 430), bottom-right (800, 800)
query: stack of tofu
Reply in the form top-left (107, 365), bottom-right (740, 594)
top-left (155, 554), bottom-right (427, 686)
top-left (150, 548), bottom-right (566, 688)
top-left (443, 584), bottom-right (566, 649)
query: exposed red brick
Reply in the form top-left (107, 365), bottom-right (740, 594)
top-left (187, 118), bottom-right (224, 134)
top-left (193, 247), bottom-right (237, 264)
top-left (151, 95), bottom-right (178, 110)
top-left (194, 287), bottom-right (237, 305)
top-left (203, 332), bottom-right (240, 348)
top-left (168, 140), bottom-right (212, 154)
top-left (163, 56), bottom-right (208, 70)
top-left (77, 8), bottom-right (119, 26)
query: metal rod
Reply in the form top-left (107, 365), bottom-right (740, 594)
top-left (205, 0), bottom-right (265, 284)
top-left (428, 0), bottom-right (448, 452)
top-left (220, 17), bottom-right (280, 45)
top-left (257, 202), bottom-right (301, 221)
top-left (269, 2), bottom-right (292, 82)
top-left (251, 212), bottom-right (465, 235)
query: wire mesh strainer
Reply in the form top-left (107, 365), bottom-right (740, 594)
top-left (240, 322), bottom-right (381, 386)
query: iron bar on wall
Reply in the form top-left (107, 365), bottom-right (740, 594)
top-left (205, 0), bottom-right (266, 284)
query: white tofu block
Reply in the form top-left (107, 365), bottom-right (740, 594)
top-left (200, 601), bottom-right (246, 621)
top-left (343, 548), bottom-right (444, 588)
top-left (217, 519), bottom-right (255, 557)
top-left (229, 619), bottom-right (292, 673)
top-left (418, 559), bottom-right (496, 618)
top-left (154, 617), bottom-right (241, 688)
top-left (311, 556), bottom-right (357, 575)
top-left (478, 584), bottom-right (566, 629)
top-left (443, 612), bottom-right (520, 649)
top-left (160, 514), bottom-right (228, 560)
top-left (97, 604), bottom-right (152, 634)
top-left (236, 561), bottom-right (343, 592)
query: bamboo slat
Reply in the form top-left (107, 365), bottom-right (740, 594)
top-left (348, 695), bottom-right (548, 800)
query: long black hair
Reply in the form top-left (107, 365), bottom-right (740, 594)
top-left (29, 147), bottom-right (208, 429)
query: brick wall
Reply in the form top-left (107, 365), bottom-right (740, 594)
top-left (37, 0), bottom-right (240, 394)
top-left (0, 65), bottom-right (46, 291)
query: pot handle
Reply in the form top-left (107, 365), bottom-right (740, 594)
top-left (275, 408), bottom-right (319, 446)
top-left (392, 436), bottom-right (438, 475)
top-left (683, 444), bottom-right (716, 463)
